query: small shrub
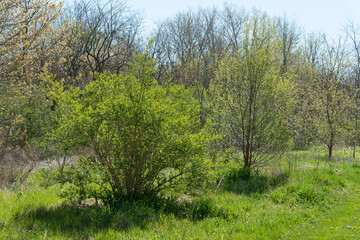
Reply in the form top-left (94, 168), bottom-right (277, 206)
top-left (295, 186), bottom-right (325, 205)
top-left (351, 162), bottom-right (360, 169)
top-left (189, 198), bottom-right (215, 220)
top-left (0, 148), bottom-right (42, 188)
top-left (224, 167), bottom-right (251, 184)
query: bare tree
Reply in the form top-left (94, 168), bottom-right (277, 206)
top-left (343, 20), bottom-right (360, 158)
top-left (151, 8), bottom-right (225, 88)
top-left (63, 0), bottom-right (142, 84)
top-left (276, 15), bottom-right (301, 74)
top-left (344, 20), bottom-right (360, 88)
top-left (220, 4), bottom-right (246, 53)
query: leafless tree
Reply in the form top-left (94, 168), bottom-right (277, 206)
top-left (62, 0), bottom-right (142, 84)
top-left (343, 20), bottom-right (360, 158)
top-left (151, 8), bottom-right (225, 88)
top-left (220, 4), bottom-right (246, 53)
top-left (344, 20), bottom-right (360, 88)
top-left (276, 15), bottom-right (301, 74)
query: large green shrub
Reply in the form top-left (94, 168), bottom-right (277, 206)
top-left (48, 50), bottom-right (210, 204)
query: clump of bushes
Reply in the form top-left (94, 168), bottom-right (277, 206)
top-left (44, 49), bottom-right (212, 206)
top-left (222, 167), bottom-right (289, 194)
top-left (224, 167), bottom-right (252, 183)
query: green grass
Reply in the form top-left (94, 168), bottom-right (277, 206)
top-left (2, 148), bottom-right (360, 239)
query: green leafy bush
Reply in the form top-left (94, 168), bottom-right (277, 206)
top-left (224, 167), bottom-right (251, 184)
top-left (351, 162), bottom-right (360, 168)
top-left (47, 50), bottom-right (210, 205)
top-left (295, 186), bottom-right (326, 204)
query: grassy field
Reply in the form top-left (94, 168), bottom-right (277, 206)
top-left (2, 148), bottom-right (360, 239)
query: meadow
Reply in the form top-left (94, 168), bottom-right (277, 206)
top-left (2, 1), bottom-right (360, 239)
top-left (1, 147), bottom-right (360, 239)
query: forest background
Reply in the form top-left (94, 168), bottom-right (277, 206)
top-left (2, 0), bottom-right (360, 219)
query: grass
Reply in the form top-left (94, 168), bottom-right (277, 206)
top-left (2, 147), bottom-right (360, 239)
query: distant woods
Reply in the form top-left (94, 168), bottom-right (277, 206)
top-left (149, 4), bottom-right (360, 162)
top-left (2, 0), bottom-right (360, 182)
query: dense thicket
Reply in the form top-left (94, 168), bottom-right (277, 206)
top-left (1, 0), bottom-right (360, 202)
top-left (46, 49), bottom-right (210, 202)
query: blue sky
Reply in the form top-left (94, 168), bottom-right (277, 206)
top-left (128, 0), bottom-right (360, 40)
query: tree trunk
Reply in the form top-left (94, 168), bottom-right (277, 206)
top-left (328, 144), bottom-right (333, 160)
top-left (244, 79), bottom-right (255, 168)
top-left (243, 154), bottom-right (250, 168)
top-left (328, 132), bottom-right (334, 160)
top-left (354, 117), bottom-right (357, 159)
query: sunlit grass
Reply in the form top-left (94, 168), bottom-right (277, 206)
top-left (1, 148), bottom-right (360, 239)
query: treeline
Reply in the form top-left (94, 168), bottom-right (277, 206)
top-left (1, 0), bottom-right (360, 199)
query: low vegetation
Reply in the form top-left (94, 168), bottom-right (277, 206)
top-left (2, 0), bottom-right (360, 239)
top-left (1, 148), bottom-right (360, 239)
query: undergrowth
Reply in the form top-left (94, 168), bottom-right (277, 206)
top-left (1, 148), bottom-right (360, 239)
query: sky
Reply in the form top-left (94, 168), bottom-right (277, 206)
top-left (127, 0), bottom-right (360, 40)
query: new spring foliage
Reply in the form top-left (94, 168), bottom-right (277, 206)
top-left (48, 50), bottom-right (209, 202)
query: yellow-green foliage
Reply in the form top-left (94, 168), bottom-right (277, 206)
top-left (296, 38), bottom-right (355, 159)
top-left (47, 50), bottom-right (211, 203)
top-left (210, 11), bottom-right (294, 167)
